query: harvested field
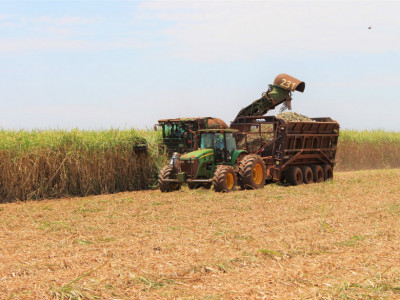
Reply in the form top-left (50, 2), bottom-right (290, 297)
top-left (1, 169), bottom-right (399, 299)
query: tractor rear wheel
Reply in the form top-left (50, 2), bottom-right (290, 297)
top-left (213, 165), bottom-right (237, 192)
top-left (238, 154), bottom-right (266, 189)
top-left (158, 165), bottom-right (181, 192)
top-left (286, 166), bottom-right (303, 186)
top-left (300, 166), bottom-right (313, 184)
top-left (311, 165), bottom-right (324, 183)
top-left (322, 164), bottom-right (334, 181)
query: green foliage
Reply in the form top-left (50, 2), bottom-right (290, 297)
top-left (0, 128), bottom-right (166, 202)
top-left (50, 258), bottom-right (110, 299)
top-left (134, 276), bottom-right (175, 291)
top-left (336, 130), bottom-right (400, 171)
top-left (336, 235), bottom-right (366, 247)
top-left (340, 130), bottom-right (400, 144)
top-left (258, 249), bottom-right (283, 257)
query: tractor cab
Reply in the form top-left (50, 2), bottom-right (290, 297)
top-left (199, 129), bottom-right (237, 163)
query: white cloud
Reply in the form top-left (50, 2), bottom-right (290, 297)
top-left (315, 74), bottom-right (400, 90)
top-left (2, 2), bottom-right (399, 57)
top-left (31, 16), bottom-right (100, 25)
top-left (0, 37), bottom-right (148, 52)
top-left (0, 12), bottom-right (151, 52)
top-left (137, 1), bottom-right (400, 62)
top-left (0, 14), bottom-right (13, 20)
top-left (0, 14), bottom-right (100, 26)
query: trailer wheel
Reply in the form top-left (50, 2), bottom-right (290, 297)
top-left (300, 166), bottom-right (313, 184)
top-left (238, 154), bottom-right (266, 189)
top-left (158, 165), bottom-right (181, 192)
top-left (213, 165), bottom-right (237, 192)
top-left (311, 165), bottom-right (324, 183)
top-left (286, 167), bottom-right (303, 186)
top-left (322, 164), bottom-right (334, 181)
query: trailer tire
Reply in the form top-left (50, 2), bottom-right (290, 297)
top-left (158, 165), bottom-right (181, 192)
top-left (300, 166), bottom-right (313, 184)
top-left (238, 154), bottom-right (266, 189)
top-left (213, 165), bottom-right (237, 192)
top-left (311, 165), bottom-right (324, 183)
top-left (323, 164), bottom-right (334, 181)
top-left (286, 167), bottom-right (303, 186)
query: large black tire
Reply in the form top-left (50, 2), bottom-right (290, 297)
top-left (286, 166), bottom-right (303, 186)
top-left (300, 166), bottom-right (313, 184)
top-left (238, 154), bottom-right (266, 189)
top-left (311, 165), bottom-right (324, 183)
top-left (322, 164), bottom-right (334, 181)
top-left (213, 165), bottom-right (237, 192)
top-left (158, 165), bottom-right (181, 192)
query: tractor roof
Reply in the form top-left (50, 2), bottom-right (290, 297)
top-left (157, 117), bottom-right (228, 128)
top-left (158, 117), bottom-right (221, 122)
top-left (158, 117), bottom-right (200, 122)
top-left (198, 129), bottom-right (238, 133)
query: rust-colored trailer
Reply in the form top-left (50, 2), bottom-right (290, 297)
top-left (231, 116), bottom-right (339, 186)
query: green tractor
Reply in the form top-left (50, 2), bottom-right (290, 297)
top-left (158, 129), bottom-right (267, 192)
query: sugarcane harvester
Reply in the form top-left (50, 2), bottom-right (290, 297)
top-left (156, 117), bottom-right (229, 155)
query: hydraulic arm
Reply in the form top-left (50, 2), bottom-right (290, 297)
top-left (232, 74), bottom-right (305, 124)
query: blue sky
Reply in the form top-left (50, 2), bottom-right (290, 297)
top-left (1, 1), bottom-right (399, 130)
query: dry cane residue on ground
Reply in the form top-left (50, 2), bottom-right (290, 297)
top-left (1, 169), bottom-right (400, 299)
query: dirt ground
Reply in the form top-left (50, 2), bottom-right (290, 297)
top-left (1, 169), bottom-right (400, 299)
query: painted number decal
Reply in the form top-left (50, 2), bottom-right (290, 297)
top-left (280, 79), bottom-right (296, 90)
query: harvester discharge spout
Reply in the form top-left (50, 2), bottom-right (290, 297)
top-left (231, 74), bottom-right (305, 125)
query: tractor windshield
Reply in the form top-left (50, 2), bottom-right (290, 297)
top-left (200, 133), bottom-right (236, 153)
top-left (201, 133), bottom-right (215, 149)
top-left (225, 133), bottom-right (236, 154)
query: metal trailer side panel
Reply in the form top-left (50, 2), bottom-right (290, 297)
top-left (270, 119), bottom-right (340, 181)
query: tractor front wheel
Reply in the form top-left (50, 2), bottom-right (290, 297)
top-left (158, 165), bottom-right (181, 192)
top-left (213, 165), bottom-right (237, 192)
top-left (238, 154), bottom-right (266, 189)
